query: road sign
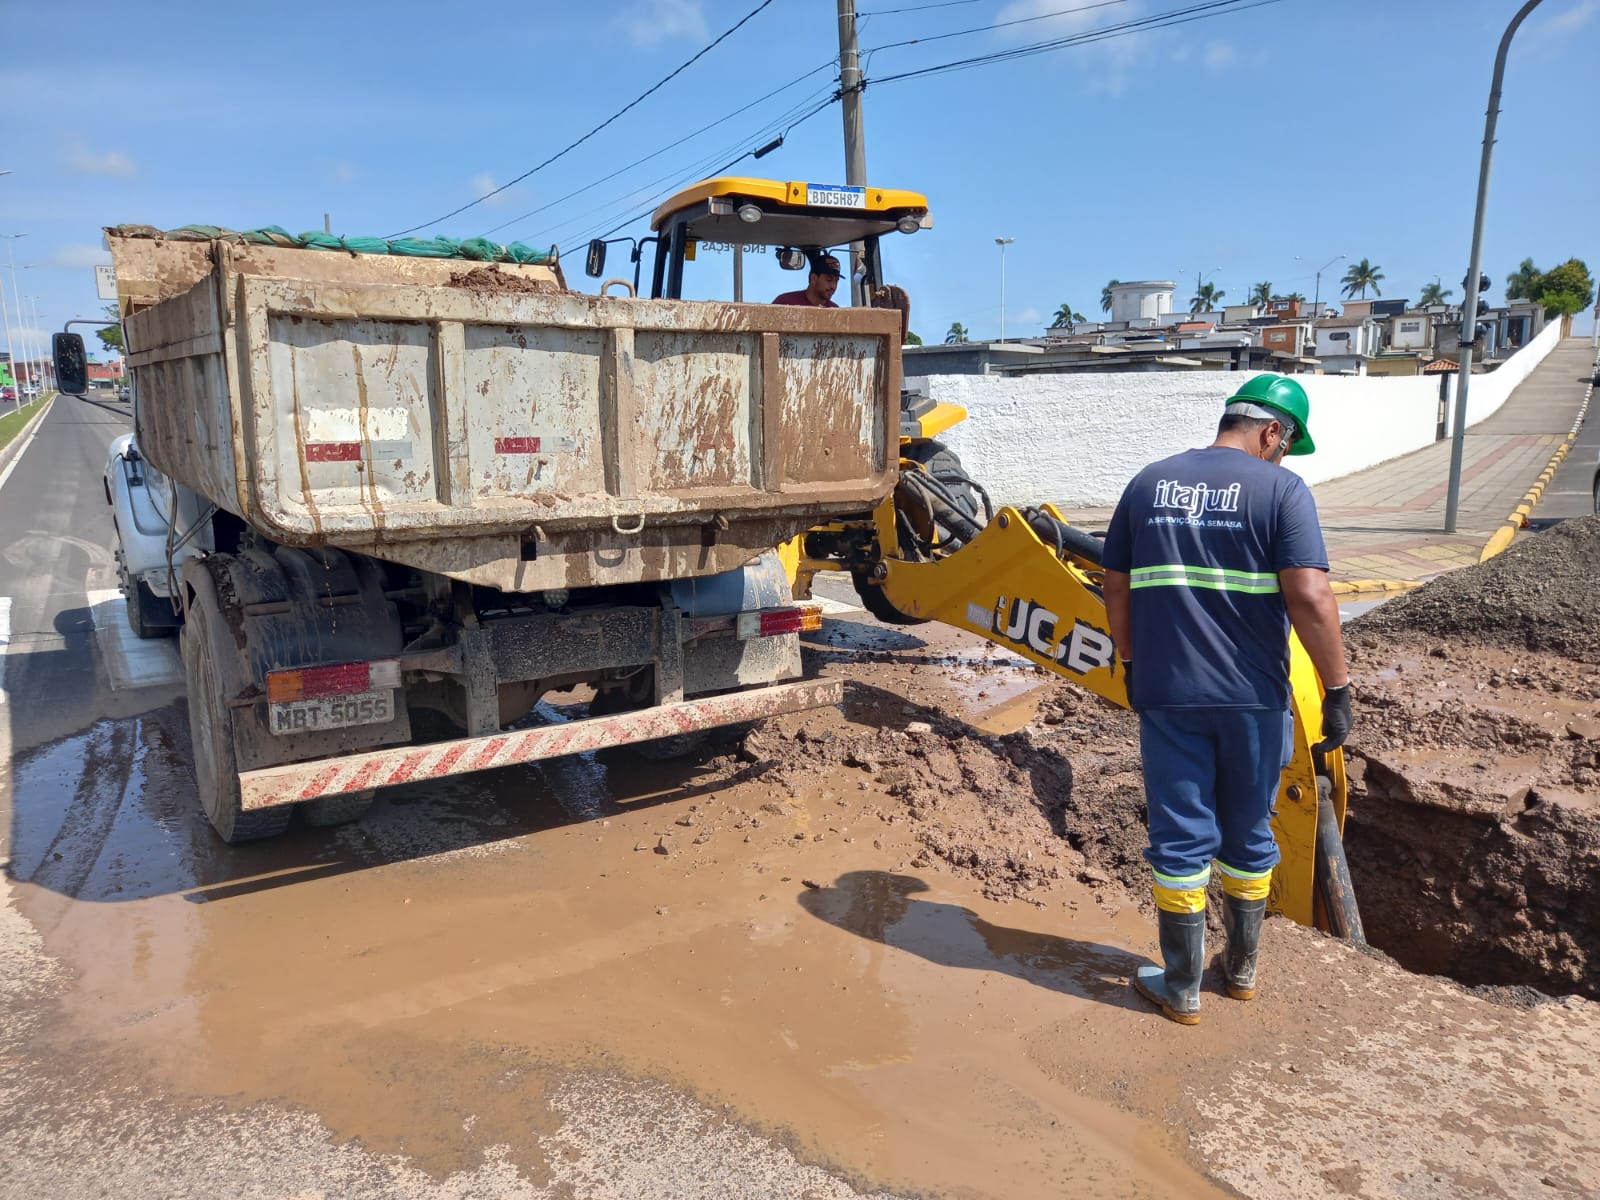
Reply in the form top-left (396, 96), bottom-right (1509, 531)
top-left (94, 264), bottom-right (116, 301)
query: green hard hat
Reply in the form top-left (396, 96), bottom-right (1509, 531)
top-left (1225, 373), bottom-right (1316, 456)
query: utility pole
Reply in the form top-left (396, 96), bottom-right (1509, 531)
top-left (836, 0), bottom-right (868, 307)
top-left (995, 237), bottom-right (1014, 341)
top-left (1444, 0), bottom-right (1545, 534)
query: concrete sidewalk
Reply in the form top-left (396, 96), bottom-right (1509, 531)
top-left (1313, 337), bottom-right (1596, 584)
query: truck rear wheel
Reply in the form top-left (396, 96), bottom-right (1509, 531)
top-left (184, 584), bottom-right (291, 843)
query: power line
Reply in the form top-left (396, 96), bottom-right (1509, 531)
top-left (865, 0), bottom-right (1131, 51)
top-left (476, 57), bottom-right (837, 240)
top-left (386, 0), bottom-right (780, 238)
top-left (859, 0), bottom-right (984, 13)
top-left (870, 0), bottom-right (1283, 85)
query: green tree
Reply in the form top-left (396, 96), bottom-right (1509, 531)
top-left (1100, 279), bottom-right (1119, 313)
top-left (1189, 282), bottom-right (1224, 313)
top-left (1340, 258), bottom-right (1384, 299)
top-left (95, 303), bottom-right (123, 353)
top-left (1418, 281), bottom-right (1453, 307)
top-left (1504, 257), bottom-right (1541, 302)
top-left (1051, 302), bottom-right (1085, 327)
top-left (1531, 258), bottom-right (1594, 319)
top-left (904, 330), bottom-right (923, 346)
top-left (1250, 281), bottom-right (1273, 308)
top-left (944, 322), bottom-right (968, 344)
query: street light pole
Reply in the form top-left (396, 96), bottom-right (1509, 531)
top-left (1444, 0), bottom-right (1546, 535)
top-left (995, 236), bottom-right (1014, 341)
top-left (2, 235), bottom-right (27, 396)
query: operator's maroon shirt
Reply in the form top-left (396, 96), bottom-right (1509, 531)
top-left (771, 291), bottom-right (838, 307)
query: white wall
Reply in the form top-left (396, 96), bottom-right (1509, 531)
top-left (933, 327), bottom-right (1562, 508)
top-left (1445, 314), bottom-right (1562, 429)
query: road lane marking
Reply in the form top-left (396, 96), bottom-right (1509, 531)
top-left (86, 588), bottom-right (184, 690)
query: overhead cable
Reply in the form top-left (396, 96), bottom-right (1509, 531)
top-left (387, 0), bottom-right (779, 238)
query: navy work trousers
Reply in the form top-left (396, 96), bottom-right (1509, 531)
top-left (1138, 707), bottom-right (1293, 881)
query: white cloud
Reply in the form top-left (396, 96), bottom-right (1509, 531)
top-left (617, 0), bottom-right (708, 49)
top-left (470, 173), bottom-right (525, 209)
top-left (52, 243), bottom-right (112, 269)
top-left (997, 0), bottom-right (1150, 97)
top-left (1203, 41), bottom-right (1237, 71)
top-left (1548, 0), bottom-right (1598, 33)
top-left (1014, 306), bottom-right (1043, 328)
top-left (62, 143), bottom-right (137, 177)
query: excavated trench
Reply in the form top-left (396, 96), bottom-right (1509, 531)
top-left (798, 517), bottom-right (1600, 1003)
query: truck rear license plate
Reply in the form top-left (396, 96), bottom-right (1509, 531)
top-left (269, 690), bottom-right (393, 736)
top-left (806, 184), bottom-right (865, 208)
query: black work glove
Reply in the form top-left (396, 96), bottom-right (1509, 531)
top-left (1316, 683), bottom-right (1352, 752)
top-left (1120, 659), bottom-right (1134, 702)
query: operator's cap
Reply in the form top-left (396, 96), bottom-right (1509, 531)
top-left (812, 254), bottom-right (842, 277)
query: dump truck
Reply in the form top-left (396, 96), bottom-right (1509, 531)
top-left (65, 221), bottom-right (904, 841)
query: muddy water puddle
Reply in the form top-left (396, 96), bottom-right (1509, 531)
top-left (8, 681), bottom-right (1227, 1198)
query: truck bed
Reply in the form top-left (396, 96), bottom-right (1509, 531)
top-left (111, 231), bottom-right (901, 591)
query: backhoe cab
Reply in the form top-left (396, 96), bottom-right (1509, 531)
top-left (584, 175), bottom-right (932, 304)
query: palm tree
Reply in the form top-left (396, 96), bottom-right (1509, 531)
top-left (1340, 258), bottom-right (1384, 299)
top-left (944, 322), bottom-right (968, 344)
top-left (1286, 292), bottom-right (1306, 302)
top-left (1250, 281), bottom-right (1273, 308)
top-left (1189, 282), bottom-right (1225, 313)
top-left (1418, 281), bottom-right (1453, 307)
top-left (1051, 302), bottom-right (1085, 328)
top-left (1504, 257), bottom-right (1540, 301)
top-left (1100, 279), bottom-right (1119, 313)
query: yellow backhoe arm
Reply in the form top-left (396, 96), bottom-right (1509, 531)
top-left (872, 502), bottom-right (1352, 932)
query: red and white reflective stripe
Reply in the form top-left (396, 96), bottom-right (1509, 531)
top-left (237, 679), bottom-right (841, 810)
top-left (494, 436), bottom-right (541, 454)
top-left (305, 442), bottom-right (362, 463)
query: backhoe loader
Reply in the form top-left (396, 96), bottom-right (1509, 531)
top-left (600, 176), bottom-right (1363, 939)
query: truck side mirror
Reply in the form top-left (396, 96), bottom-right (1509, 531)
top-left (585, 239), bottom-right (607, 278)
top-left (53, 332), bottom-right (89, 396)
top-left (776, 247), bottom-right (807, 271)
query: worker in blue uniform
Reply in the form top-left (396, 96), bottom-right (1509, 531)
top-left (1101, 374), bottom-right (1353, 1025)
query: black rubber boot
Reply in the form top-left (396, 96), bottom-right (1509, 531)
top-left (1132, 909), bottom-right (1205, 1025)
top-left (1221, 893), bottom-right (1266, 1001)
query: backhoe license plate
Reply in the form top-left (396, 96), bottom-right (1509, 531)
top-left (806, 184), bottom-right (864, 208)
top-left (269, 690), bottom-right (393, 736)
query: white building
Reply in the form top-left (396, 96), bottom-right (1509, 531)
top-left (1109, 281), bottom-right (1175, 323)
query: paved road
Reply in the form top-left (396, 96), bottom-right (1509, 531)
top-left (1538, 340), bottom-right (1599, 521)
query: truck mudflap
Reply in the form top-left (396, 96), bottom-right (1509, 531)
top-left (236, 678), bottom-right (841, 810)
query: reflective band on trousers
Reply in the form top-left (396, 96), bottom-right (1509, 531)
top-left (1129, 565), bottom-right (1281, 595)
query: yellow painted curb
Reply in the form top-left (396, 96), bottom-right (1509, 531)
top-left (1479, 431), bottom-right (1578, 563)
top-left (1330, 578), bottom-right (1423, 596)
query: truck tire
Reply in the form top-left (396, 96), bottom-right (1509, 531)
top-left (127, 579), bottom-right (179, 641)
top-left (298, 790), bottom-right (376, 828)
top-left (184, 586), bottom-right (291, 843)
top-left (851, 440), bottom-right (982, 625)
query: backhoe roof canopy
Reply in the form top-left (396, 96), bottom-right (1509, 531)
top-left (650, 177), bottom-right (933, 248)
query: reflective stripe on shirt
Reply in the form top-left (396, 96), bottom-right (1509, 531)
top-left (1129, 564), bottom-right (1281, 595)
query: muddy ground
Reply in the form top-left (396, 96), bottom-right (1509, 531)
top-left (763, 519), bottom-right (1600, 1004)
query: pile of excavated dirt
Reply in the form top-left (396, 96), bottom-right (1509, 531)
top-left (446, 266), bottom-right (563, 294)
top-left (767, 516), bottom-right (1600, 1002)
top-left (1353, 514), bottom-right (1600, 659)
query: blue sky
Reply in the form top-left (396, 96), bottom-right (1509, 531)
top-left (3, 0), bottom-right (1597, 358)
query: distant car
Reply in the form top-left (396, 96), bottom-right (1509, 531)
top-left (118, 385), bottom-right (131, 401)
top-left (22, 383), bottom-right (39, 397)
top-left (0, 386), bottom-right (14, 402)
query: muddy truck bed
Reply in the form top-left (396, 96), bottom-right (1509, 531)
top-left (108, 229), bottom-right (901, 591)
